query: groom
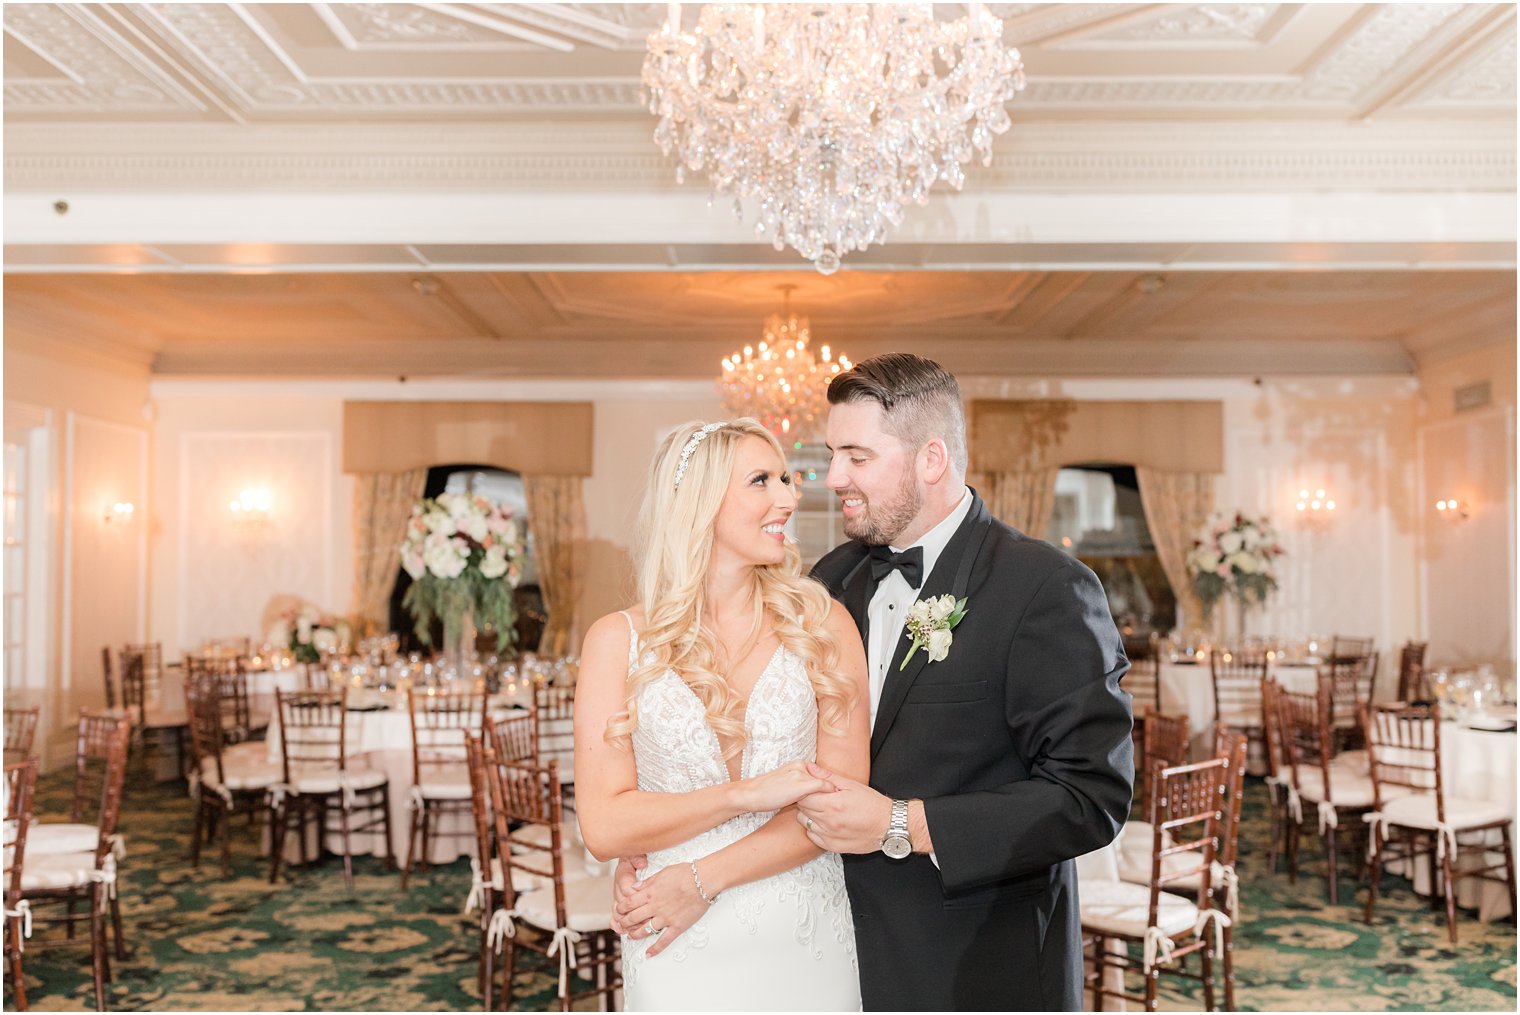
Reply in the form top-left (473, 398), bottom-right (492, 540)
top-left (799, 353), bottom-right (1133, 1011)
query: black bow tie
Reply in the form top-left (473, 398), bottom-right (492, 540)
top-left (869, 545), bottom-right (924, 589)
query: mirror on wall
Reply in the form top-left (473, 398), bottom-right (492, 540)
top-left (1048, 464), bottom-right (1176, 646)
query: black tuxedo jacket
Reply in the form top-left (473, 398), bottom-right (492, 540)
top-left (811, 492), bottom-right (1134, 1011)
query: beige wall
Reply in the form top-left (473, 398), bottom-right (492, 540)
top-left (146, 381), bottom-right (722, 660)
top-left (1415, 343), bottom-right (1517, 676)
top-left (4, 338), bottom-right (151, 768)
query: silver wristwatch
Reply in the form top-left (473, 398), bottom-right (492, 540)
top-left (881, 799), bottom-right (912, 860)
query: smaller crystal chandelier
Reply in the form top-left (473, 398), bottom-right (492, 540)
top-left (719, 286), bottom-right (851, 442)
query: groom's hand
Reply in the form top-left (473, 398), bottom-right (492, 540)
top-left (795, 762), bottom-right (891, 854)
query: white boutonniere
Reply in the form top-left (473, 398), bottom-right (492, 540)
top-left (900, 594), bottom-right (970, 671)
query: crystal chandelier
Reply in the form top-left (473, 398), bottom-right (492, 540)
top-left (642, 3), bottom-right (1026, 274)
top-left (719, 287), bottom-right (851, 441)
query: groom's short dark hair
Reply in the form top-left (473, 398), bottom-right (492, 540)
top-left (827, 353), bottom-right (968, 473)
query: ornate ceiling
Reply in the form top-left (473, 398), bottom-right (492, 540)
top-left (3, 4), bottom-right (1515, 379)
top-left (4, 3), bottom-right (1514, 123)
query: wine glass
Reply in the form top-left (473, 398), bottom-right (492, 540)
top-left (1449, 672), bottom-right (1474, 722)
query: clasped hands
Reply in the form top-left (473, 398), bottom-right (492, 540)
top-left (610, 761), bottom-right (890, 954)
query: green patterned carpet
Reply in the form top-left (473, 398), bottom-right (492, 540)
top-left (8, 758), bottom-right (1516, 1011)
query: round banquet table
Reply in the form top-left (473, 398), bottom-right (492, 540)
top-left (264, 696), bottom-right (538, 863)
top-left (1382, 718), bottom-right (1516, 922)
top-left (1158, 659), bottom-right (1323, 770)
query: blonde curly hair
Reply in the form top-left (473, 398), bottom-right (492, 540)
top-left (604, 419), bottom-right (853, 758)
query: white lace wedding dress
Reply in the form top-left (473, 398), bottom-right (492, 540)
top-left (619, 613), bottom-right (860, 1012)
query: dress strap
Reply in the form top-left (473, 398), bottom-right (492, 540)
top-left (618, 610), bottom-right (639, 667)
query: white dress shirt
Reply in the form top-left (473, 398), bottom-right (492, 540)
top-left (866, 488), bottom-right (973, 729)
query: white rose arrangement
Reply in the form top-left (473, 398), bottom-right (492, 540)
top-left (1185, 511), bottom-right (1284, 620)
top-left (398, 491), bottom-right (527, 649)
top-left (269, 605), bottom-right (348, 664)
top-left (900, 594), bottom-right (970, 671)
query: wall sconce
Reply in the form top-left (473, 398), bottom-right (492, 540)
top-left (103, 501), bottom-right (135, 525)
top-left (230, 489), bottom-right (273, 526)
top-left (1295, 488), bottom-right (1336, 514)
top-left (1435, 498), bottom-right (1470, 522)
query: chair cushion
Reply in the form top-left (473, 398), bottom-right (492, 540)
top-left (28, 823), bottom-right (101, 855)
top-left (415, 766), bottom-right (472, 801)
top-left (1079, 878), bottom-right (1198, 938)
top-left (288, 765), bottom-right (387, 795)
top-left (511, 820), bottom-right (582, 853)
top-left (1332, 750), bottom-right (1370, 776)
top-left (513, 870), bottom-right (616, 933)
top-left (1114, 821), bottom-right (1225, 891)
top-left (224, 740), bottom-right (270, 766)
top-left (1289, 768), bottom-right (1375, 809)
top-left (1379, 793), bottom-right (1511, 831)
top-left (200, 756), bottom-right (281, 793)
top-left (21, 851), bottom-right (100, 892)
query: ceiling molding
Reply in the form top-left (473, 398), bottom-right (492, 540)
top-left (7, 119), bottom-right (1514, 193)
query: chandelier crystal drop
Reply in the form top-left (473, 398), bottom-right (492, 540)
top-left (719, 294), bottom-right (851, 441)
top-left (642, 3), bottom-right (1026, 274)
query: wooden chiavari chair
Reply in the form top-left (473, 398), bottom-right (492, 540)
top-left (1326, 635), bottom-right (1378, 750)
top-left (1260, 677), bottom-right (1292, 873)
top-left (119, 645), bottom-right (188, 776)
top-left (463, 733), bottom-right (503, 1011)
top-left (187, 654), bottom-right (267, 744)
top-left (4, 759), bottom-right (37, 1011)
top-left (489, 712), bottom-right (537, 764)
top-left (1082, 755), bottom-right (1233, 1012)
top-left (1362, 701), bottom-right (1517, 943)
top-left (1396, 641), bottom-right (1429, 702)
top-left (1209, 648), bottom-right (1268, 758)
top-left (402, 685), bottom-right (486, 888)
top-left (20, 712), bottom-right (130, 1011)
top-left (3, 706), bottom-right (40, 764)
top-left (532, 681), bottom-right (576, 811)
top-left (185, 674), bottom-right (281, 877)
top-left (271, 689), bottom-right (393, 889)
top-left (1278, 675), bottom-right (1375, 903)
top-left (484, 754), bottom-right (620, 1012)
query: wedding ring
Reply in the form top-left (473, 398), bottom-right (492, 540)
top-left (803, 816), bottom-right (814, 831)
top-left (644, 919), bottom-right (656, 936)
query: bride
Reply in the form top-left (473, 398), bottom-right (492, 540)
top-left (574, 418), bottom-right (869, 1011)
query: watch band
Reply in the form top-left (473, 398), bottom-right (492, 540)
top-left (889, 799), bottom-right (910, 837)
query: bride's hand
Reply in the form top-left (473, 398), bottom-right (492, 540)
top-left (616, 861), bottom-right (710, 958)
top-left (734, 759), bottom-right (836, 813)
top-left (607, 855), bottom-right (648, 935)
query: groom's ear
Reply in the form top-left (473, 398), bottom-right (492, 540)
top-left (920, 437), bottom-right (950, 485)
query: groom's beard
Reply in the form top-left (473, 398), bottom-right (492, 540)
top-left (840, 466), bottom-right (922, 546)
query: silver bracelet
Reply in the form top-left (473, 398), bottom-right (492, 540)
top-left (690, 861), bottom-right (718, 905)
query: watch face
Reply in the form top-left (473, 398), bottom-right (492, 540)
top-left (883, 834), bottom-right (912, 860)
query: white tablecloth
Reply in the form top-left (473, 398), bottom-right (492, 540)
top-left (1383, 720), bottom-right (1516, 921)
top-left (1158, 660), bottom-right (1321, 769)
top-left (265, 699), bottom-right (530, 864)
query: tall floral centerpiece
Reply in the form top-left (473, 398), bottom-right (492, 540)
top-left (398, 491), bottom-right (527, 667)
top-left (1185, 511), bottom-right (1285, 643)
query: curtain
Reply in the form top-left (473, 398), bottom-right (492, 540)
top-left (352, 468), bottom-right (429, 636)
top-left (974, 467), bottom-right (1061, 538)
top-left (1136, 468), bottom-right (1218, 633)
top-left (524, 475), bottom-right (587, 658)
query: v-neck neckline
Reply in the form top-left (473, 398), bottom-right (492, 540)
top-left (715, 641), bottom-right (786, 784)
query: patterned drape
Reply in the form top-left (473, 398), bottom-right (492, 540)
top-left (524, 475), bottom-right (587, 658)
top-left (352, 468), bottom-right (429, 636)
top-left (973, 467), bottom-right (1061, 538)
top-left (1136, 467), bottom-right (1218, 633)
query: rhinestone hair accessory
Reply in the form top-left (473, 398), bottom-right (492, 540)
top-left (673, 422), bottom-right (727, 488)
